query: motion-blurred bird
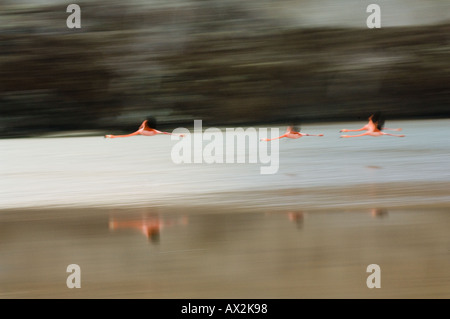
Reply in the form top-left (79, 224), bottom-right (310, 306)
top-left (340, 112), bottom-right (405, 138)
top-left (260, 119), bottom-right (323, 141)
top-left (340, 112), bottom-right (403, 133)
top-left (105, 117), bottom-right (184, 138)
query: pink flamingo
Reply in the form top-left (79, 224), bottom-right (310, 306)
top-left (105, 118), bottom-right (184, 138)
top-left (340, 113), bottom-right (403, 133)
top-left (341, 112), bottom-right (405, 138)
top-left (261, 125), bottom-right (323, 141)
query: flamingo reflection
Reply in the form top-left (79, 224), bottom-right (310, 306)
top-left (109, 213), bottom-right (188, 244)
top-left (265, 210), bottom-right (306, 229)
top-left (370, 208), bottom-right (388, 218)
top-left (287, 211), bottom-right (305, 229)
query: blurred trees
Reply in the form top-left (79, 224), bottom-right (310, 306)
top-left (0, 1), bottom-right (449, 137)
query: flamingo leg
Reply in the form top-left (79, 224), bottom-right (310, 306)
top-left (157, 130), bottom-right (185, 137)
top-left (340, 132), bottom-right (371, 138)
top-left (382, 128), bottom-right (402, 131)
top-left (340, 127), bottom-right (367, 132)
top-left (260, 134), bottom-right (288, 141)
top-left (381, 132), bottom-right (405, 137)
top-left (105, 131), bottom-right (141, 138)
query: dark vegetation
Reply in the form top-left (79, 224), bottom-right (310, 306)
top-left (1, 2), bottom-right (449, 137)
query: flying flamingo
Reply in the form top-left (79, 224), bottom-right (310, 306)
top-left (340, 113), bottom-right (405, 138)
top-left (340, 112), bottom-right (402, 133)
top-left (105, 117), bottom-right (184, 138)
top-left (260, 121), bottom-right (323, 141)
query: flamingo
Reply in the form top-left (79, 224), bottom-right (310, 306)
top-left (105, 117), bottom-right (184, 138)
top-left (340, 112), bottom-right (402, 133)
top-left (260, 121), bottom-right (323, 141)
top-left (340, 113), bottom-right (405, 138)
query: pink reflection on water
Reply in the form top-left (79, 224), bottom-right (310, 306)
top-left (109, 212), bottom-right (188, 244)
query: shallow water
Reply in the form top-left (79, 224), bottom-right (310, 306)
top-left (1, 119), bottom-right (449, 210)
top-left (1, 119), bottom-right (449, 299)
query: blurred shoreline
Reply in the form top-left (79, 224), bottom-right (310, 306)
top-left (1, 202), bottom-right (449, 218)
top-left (1, 181), bottom-right (449, 215)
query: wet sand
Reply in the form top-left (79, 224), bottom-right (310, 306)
top-left (1, 203), bottom-right (449, 299)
